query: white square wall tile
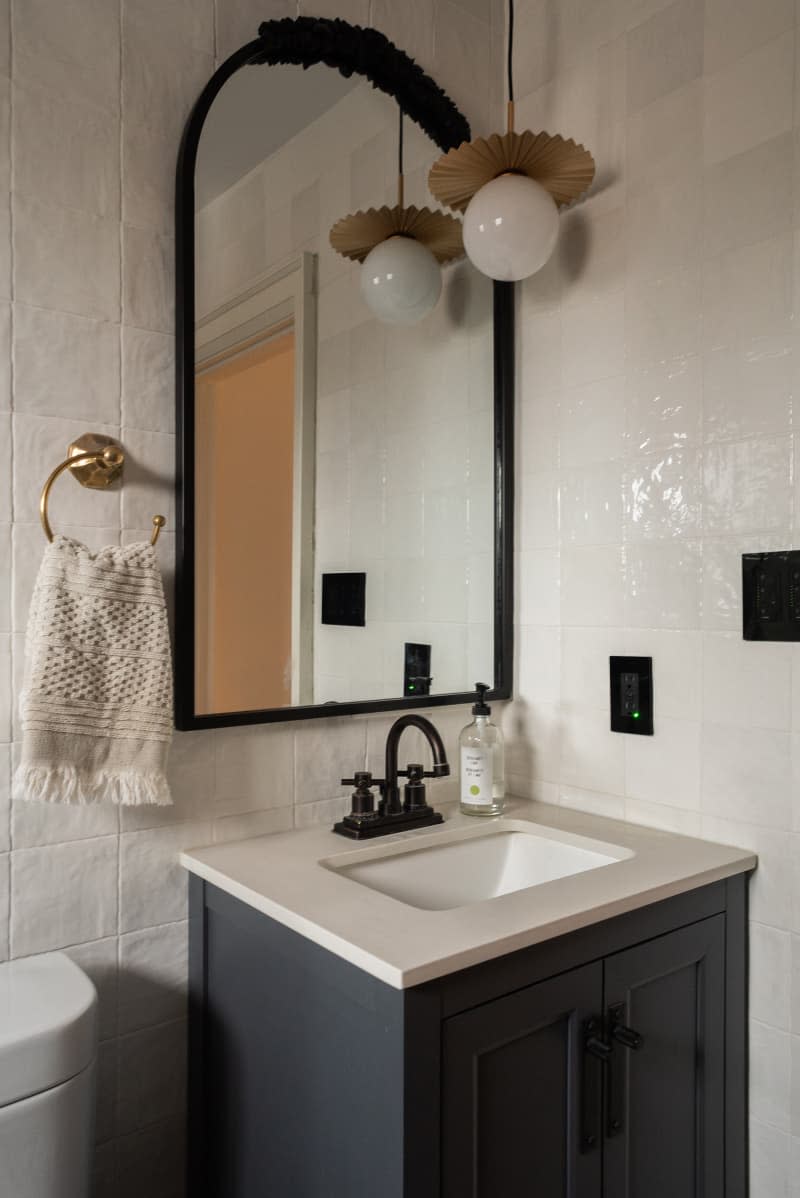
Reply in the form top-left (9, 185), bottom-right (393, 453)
top-left (626, 357), bottom-right (702, 456)
top-left (560, 377), bottom-right (627, 468)
top-left (704, 0), bottom-right (793, 75)
top-left (561, 294), bottom-right (625, 389)
top-left (703, 436), bottom-right (792, 536)
top-left (14, 306), bottom-right (120, 424)
top-left (15, 197), bottom-right (119, 322)
top-left (703, 133), bottom-right (793, 260)
top-left (13, 81), bottom-right (119, 219)
top-left (518, 549), bottom-right (560, 627)
top-left (702, 723), bottom-right (792, 829)
top-left (703, 633), bottom-right (791, 731)
top-left (624, 717), bottom-right (701, 808)
top-left (626, 0), bottom-right (703, 115)
top-left (14, 0), bottom-right (120, 109)
top-left (119, 822), bottom-right (212, 934)
top-left (122, 225), bottom-right (173, 334)
top-left (750, 1020), bottom-right (791, 1130)
top-left (750, 923), bottom-right (792, 1029)
top-left (121, 328), bottom-right (174, 434)
top-left (561, 546), bottom-right (625, 628)
top-left (559, 706), bottom-right (625, 796)
top-left (750, 1120), bottom-right (791, 1197)
top-left (213, 725), bottom-right (294, 810)
top-left (116, 1020), bottom-right (186, 1136)
top-left (10, 836), bottom-right (118, 956)
top-left (118, 922), bottom-right (187, 1035)
top-left (624, 540), bottom-right (702, 629)
top-left (704, 31), bottom-right (794, 167)
top-left (293, 718), bottom-right (367, 806)
top-left (703, 234), bottom-right (793, 350)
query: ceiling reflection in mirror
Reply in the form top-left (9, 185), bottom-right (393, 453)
top-left (193, 59), bottom-right (495, 716)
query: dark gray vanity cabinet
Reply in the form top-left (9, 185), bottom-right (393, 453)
top-left (442, 917), bottom-right (727, 1198)
top-left (188, 874), bottom-right (748, 1198)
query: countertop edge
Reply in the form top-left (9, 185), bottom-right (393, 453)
top-left (180, 846), bottom-right (756, 990)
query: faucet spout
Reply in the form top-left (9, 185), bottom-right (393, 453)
top-left (383, 714), bottom-right (450, 815)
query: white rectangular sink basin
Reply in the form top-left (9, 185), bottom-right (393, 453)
top-left (321, 820), bottom-right (633, 911)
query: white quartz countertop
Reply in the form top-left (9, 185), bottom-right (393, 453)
top-left (180, 798), bottom-right (756, 989)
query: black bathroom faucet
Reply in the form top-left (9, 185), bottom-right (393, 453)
top-left (333, 714), bottom-right (450, 840)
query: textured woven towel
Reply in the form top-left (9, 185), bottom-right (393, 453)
top-left (13, 536), bottom-right (173, 806)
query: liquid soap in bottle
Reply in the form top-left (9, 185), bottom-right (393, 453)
top-left (459, 683), bottom-right (505, 816)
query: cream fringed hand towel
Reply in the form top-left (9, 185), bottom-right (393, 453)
top-left (13, 536), bottom-right (173, 806)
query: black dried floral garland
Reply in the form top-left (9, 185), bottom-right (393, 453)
top-left (251, 16), bottom-right (470, 153)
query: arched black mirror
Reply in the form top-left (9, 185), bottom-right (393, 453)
top-left (174, 17), bottom-right (514, 729)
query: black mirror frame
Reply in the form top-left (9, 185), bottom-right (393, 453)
top-left (174, 17), bottom-right (514, 730)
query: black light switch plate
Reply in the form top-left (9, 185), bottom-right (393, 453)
top-left (321, 573), bottom-right (366, 626)
top-left (743, 551), bottom-right (800, 641)
top-left (610, 656), bottom-right (653, 735)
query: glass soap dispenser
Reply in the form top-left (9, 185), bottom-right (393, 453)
top-left (459, 683), bottom-right (505, 816)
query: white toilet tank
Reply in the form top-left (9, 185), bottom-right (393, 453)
top-left (0, 952), bottom-right (98, 1198)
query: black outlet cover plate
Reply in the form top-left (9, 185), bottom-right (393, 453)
top-left (743, 551), bottom-right (800, 641)
top-left (610, 656), bottom-right (653, 736)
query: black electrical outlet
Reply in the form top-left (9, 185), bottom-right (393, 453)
top-left (610, 656), bottom-right (653, 735)
top-left (404, 643), bottom-right (431, 696)
top-left (743, 551), bottom-right (800, 641)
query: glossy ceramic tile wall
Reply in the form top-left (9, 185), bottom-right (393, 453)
top-left (196, 82), bottom-right (496, 703)
top-left (0, 1), bottom-right (497, 1194)
top-left (507, 1), bottom-right (800, 1191)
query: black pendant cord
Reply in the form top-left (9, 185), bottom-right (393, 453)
top-left (507, 0), bottom-right (515, 104)
top-left (398, 106), bottom-right (404, 177)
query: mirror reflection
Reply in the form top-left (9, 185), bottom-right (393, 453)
top-left (194, 61), bottom-right (495, 716)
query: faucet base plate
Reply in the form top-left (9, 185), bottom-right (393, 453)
top-left (333, 810), bottom-right (444, 840)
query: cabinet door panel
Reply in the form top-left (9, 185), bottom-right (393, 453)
top-left (442, 963), bottom-right (602, 1198)
top-left (603, 915), bottom-right (726, 1198)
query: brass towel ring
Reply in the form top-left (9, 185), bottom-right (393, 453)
top-left (39, 433), bottom-right (166, 547)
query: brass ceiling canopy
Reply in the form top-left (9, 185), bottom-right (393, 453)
top-left (330, 203), bottom-right (464, 265)
top-left (428, 121), bottom-right (596, 214)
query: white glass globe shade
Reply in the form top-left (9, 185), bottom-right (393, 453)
top-left (462, 173), bottom-right (560, 282)
top-left (360, 235), bottom-right (442, 325)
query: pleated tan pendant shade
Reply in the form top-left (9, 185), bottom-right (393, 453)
top-left (428, 125), bottom-right (596, 214)
top-left (329, 202), bottom-right (463, 265)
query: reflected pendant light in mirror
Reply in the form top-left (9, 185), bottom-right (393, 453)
top-left (428, 0), bottom-right (596, 282)
top-left (330, 109), bottom-right (464, 325)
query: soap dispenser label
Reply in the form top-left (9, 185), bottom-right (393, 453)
top-left (461, 747), bottom-right (492, 805)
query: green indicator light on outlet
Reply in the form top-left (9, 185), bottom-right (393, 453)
top-left (632, 711), bottom-right (640, 719)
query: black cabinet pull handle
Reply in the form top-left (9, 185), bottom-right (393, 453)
top-left (606, 1003), bottom-right (645, 1139)
top-left (611, 1022), bottom-right (644, 1051)
top-left (581, 1017), bottom-right (606, 1153)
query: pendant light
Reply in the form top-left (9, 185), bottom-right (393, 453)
top-left (427, 0), bottom-right (596, 282)
top-left (330, 110), bottom-right (464, 325)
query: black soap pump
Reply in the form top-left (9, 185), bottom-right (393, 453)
top-left (459, 683), bottom-right (505, 816)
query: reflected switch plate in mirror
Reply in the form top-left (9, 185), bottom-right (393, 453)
top-left (743, 551), bottom-right (800, 641)
top-left (321, 573), bottom-right (366, 626)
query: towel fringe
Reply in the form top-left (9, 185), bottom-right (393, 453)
top-left (12, 763), bottom-right (173, 807)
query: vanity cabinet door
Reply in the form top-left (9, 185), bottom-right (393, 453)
top-left (441, 962), bottom-right (603, 1198)
top-left (602, 915), bottom-right (726, 1198)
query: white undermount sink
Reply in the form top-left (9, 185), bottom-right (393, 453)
top-left (320, 819), bottom-right (633, 911)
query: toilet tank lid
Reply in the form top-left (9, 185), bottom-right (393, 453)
top-left (0, 952), bottom-right (97, 1107)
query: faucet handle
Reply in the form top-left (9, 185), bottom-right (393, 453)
top-left (341, 771), bottom-right (380, 818)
